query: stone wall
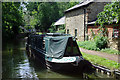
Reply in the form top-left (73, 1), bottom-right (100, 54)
top-left (109, 39), bottom-right (120, 50)
top-left (65, 8), bottom-right (85, 41)
top-left (87, 2), bottom-right (107, 22)
top-left (65, 2), bottom-right (107, 41)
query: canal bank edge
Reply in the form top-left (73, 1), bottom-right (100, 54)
top-left (81, 52), bottom-right (120, 78)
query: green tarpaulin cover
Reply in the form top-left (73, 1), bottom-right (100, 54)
top-left (29, 34), bottom-right (81, 59)
top-left (44, 36), bottom-right (71, 58)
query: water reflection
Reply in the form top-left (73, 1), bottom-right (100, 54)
top-left (2, 40), bottom-right (38, 79)
top-left (14, 53), bottom-right (37, 78)
top-left (2, 39), bottom-right (114, 79)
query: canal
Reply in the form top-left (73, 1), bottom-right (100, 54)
top-left (2, 39), bottom-right (115, 79)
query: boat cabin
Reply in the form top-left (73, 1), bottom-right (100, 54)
top-left (28, 33), bottom-right (82, 59)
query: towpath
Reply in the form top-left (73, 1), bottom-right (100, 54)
top-left (79, 48), bottom-right (120, 63)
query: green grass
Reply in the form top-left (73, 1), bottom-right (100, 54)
top-left (82, 52), bottom-right (120, 69)
top-left (101, 48), bottom-right (120, 55)
top-left (77, 41), bottom-right (120, 55)
top-left (77, 41), bottom-right (100, 51)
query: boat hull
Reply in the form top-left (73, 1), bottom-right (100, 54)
top-left (26, 45), bottom-right (93, 73)
top-left (46, 60), bottom-right (86, 73)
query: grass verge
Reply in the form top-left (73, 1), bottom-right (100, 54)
top-left (77, 41), bottom-right (120, 55)
top-left (101, 48), bottom-right (120, 55)
top-left (77, 41), bottom-right (99, 51)
top-left (81, 52), bottom-right (120, 69)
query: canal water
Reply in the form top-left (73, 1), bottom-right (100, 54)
top-left (2, 39), bottom-right (115, 79)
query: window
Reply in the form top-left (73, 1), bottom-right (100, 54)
top-left (112, 24), bottom-right (120, 38)
top-left (75, 29), bottom-right (77, 37)
top-left (67, 29), bottom-right (69, 34)
top-left (113, 29), bottom-right (119, 38)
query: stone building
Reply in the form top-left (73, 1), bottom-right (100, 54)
top-left (65, 0), bottom-right (107, 41)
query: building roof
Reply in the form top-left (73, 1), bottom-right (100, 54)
top-left (87, 21), bottom-right (96, 25)
top-left (54, 16), bottom-right (65, 26)
top-left (87, 19), bottom-right (118, 25)
top-left (65, 0), bottom-right (94, 13)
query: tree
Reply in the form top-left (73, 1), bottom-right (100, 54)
top-left (95, 1), bottom-right (120, 49)
top-left (96, 1), bottom-right (120, 26)
top-left (96, 1), bottom-right (120, 36)
top-left (2, 2), bottom-right (23, 39)
top-left (25, 2), bottom-right (78, 32)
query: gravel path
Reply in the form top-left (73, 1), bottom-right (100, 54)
top-left (79, 48), bottom-right (120, 63)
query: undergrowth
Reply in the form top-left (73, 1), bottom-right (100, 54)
top-left (77, 41), bottom-right (120, 55)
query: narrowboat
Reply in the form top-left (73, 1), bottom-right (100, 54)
top-left (26, 33), bottom-right (92, 73)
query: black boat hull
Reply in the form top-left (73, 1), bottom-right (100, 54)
top-left (26, 44), bottom-right (93, 73)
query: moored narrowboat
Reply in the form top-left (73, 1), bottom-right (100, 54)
top-left (26, 33), bottom-right (92, 73)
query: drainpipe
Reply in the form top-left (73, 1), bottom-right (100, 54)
top-left (84, 8), bottom-right (86, 41)
top-left (84, 8), bottom-right (88, 41)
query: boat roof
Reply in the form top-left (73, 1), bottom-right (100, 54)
top-left (29, 33), bottom-right (81, 58)
top-left (44, 36), bottom-right (72, 58)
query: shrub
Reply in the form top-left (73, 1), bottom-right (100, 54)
top-left (77, 41), bottom-right (100, 51)
top-left (95, 36), bottom-right (108, 50)
top-left (56, 29), bottom-right (65, 33)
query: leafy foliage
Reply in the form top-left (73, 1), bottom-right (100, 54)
top-left (48, 23), bottom-right (56, 33)
top-left (2, 2), bottom-right (23, 39)
top-left (96, 2), bottom-right (120, 26)
top-left (2, 2), bottom-right (78, 39)
top-left (78, 35), bottom-right (108, 50)
top-left (96, 1), bottom-right (120, 37)
top-left (92, 2), bottom-right (120, 50)
top-left (56, 29), bottom-right (65, 33)
top-left (77, 41), bottom-right (100, 51)
top-left (78, 40), bottom-right (120, 55)
top-left (49, 23), bottom-right (65, 33)
top-left (95, 36), bottom-right (108, 50)
top-left (25, 2), bottom-right (78, 32)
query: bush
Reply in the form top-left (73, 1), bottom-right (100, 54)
top-left (77, 35), bottom-right (108, 51)
top-left (56, 29), bottom-right (65, 33)
top-left (77, 36), bottom-right (120, 55)
top-left (77, 41), bottom-right (100, 51)
top-left (95, 36), bottom-right (108, 50)
top-left (78, 41), bottom-right (120, 55)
